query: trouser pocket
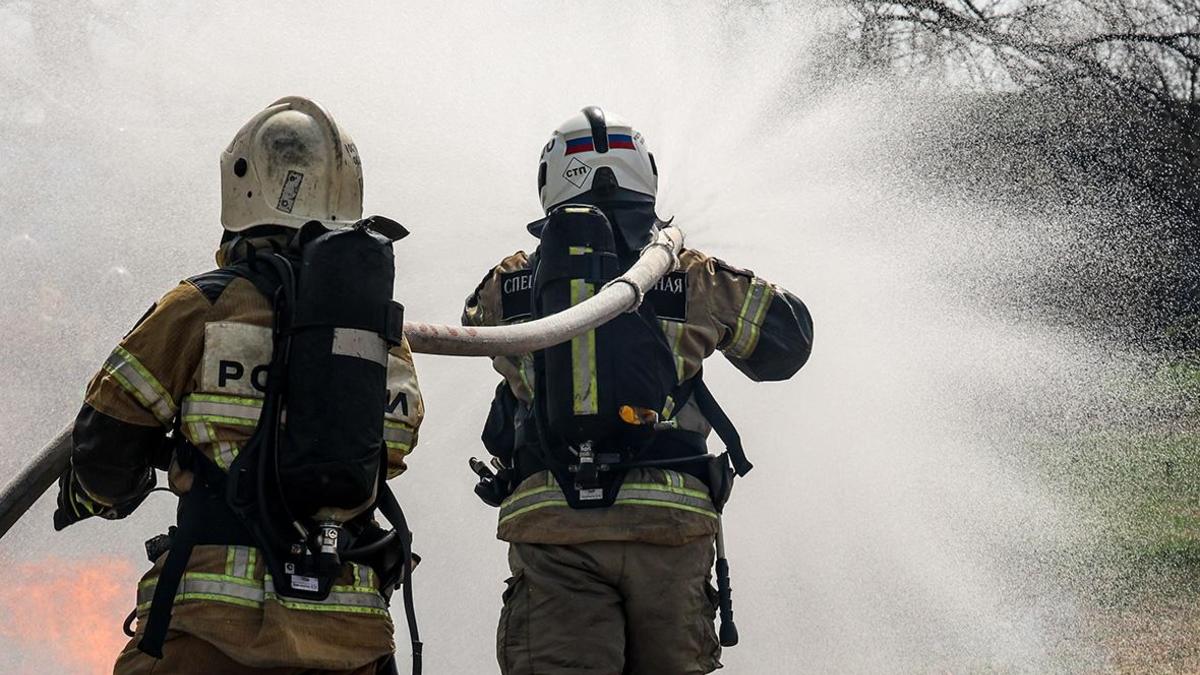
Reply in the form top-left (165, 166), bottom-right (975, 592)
top-left (496, 568), bottom-right (527, 675)
top-left (700, 581), bottom-right (723, 672)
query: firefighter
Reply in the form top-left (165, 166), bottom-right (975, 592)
top-left (463, 106), bottom-right (813, 675)
top-left (53, 96), bottom-right (424, 674)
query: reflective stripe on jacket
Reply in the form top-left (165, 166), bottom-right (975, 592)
top-left (136, 547), bottom-right (387, 617)
top-left (71, 236), bottom-right (423, 669)
top-left (131, 544), bottom-right (395, 670)
top-left (497, 468), bottom-right (718, 546)
top-left (463, 244), bottom-right (812, 546)
top-left (500, 469), bottom-right (718, 525)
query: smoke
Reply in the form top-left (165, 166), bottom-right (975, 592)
top-left (0, 1), bottom-right (1177, 672)
top-left (0, 556), bottom-right (138, 674)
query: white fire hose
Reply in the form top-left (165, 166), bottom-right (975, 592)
top-left (404, 226), bottom-right (682, 355)
top-left (0, 226), bottom-right (685, 540)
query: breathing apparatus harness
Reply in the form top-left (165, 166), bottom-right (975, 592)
top-left (137, 218), bottom-right (422, 675)
top-left (470, 205), bottom-right (752, 646)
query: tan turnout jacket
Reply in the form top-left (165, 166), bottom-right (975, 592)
top-left (463, 246), bottom-right (811, 546)
top-left (72, 237), bottom-right (424, 670)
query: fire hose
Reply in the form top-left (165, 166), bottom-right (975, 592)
top-left (0, 224), bottom-right (684, 540)
top-left (0, 224), bottom-right (740, 668)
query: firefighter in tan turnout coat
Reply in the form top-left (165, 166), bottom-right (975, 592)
top-left (464, 107), bottom-right (813, 674)
top-left (53, 97), bottom-right (423, 674)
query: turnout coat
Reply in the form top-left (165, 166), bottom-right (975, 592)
top-left (61, 235), bottom-right (424, 671)
top-left (462, 245), bottom-right (813, 546)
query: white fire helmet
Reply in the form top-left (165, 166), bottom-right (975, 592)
top-left (220, 96), bottom-right (364, 232)
top-left (537, 106), bottom-right (658, 212)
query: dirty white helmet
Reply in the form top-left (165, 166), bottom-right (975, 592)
top-left (220, 96), bottom-right (363, 232)
top-left (537, 106), bottom-right (657, 213)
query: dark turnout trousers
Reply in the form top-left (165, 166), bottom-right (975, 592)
top-left (498, 537), bottom-right (722, 675)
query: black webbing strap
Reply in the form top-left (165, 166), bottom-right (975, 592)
top-left (385, 301), bottom-right (406, 346)
top-left (691, 376), bottom-right (754, 477)
top-left (139, 256), bottom-right (289, 659)
top-left (536, 250), bottom-right (619, 290)
top-left (137, 487), bottom-right (205, 657)
top-left (376, 483), bottom-right (421, 675)
top-left (137, 456), bottom-right (255, 657)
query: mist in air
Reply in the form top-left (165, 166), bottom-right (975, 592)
top-left (0, 2), bottom-right (1164, 672)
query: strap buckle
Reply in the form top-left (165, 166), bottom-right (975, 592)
top-left (569, 441), bottom-right (622, 502)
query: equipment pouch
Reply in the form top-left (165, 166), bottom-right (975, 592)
top-left (706, 453), bottom-right (735, 513)
top-left (345, 522), bottom-right (406, 601)
top-left (482, 381), bottom-right (518, 464)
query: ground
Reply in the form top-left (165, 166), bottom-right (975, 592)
top-left (1041, 360), bottom-right (1200, 673)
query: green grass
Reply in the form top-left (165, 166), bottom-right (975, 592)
top-left (1035, 425), bottom-right (1200, 618)
top-left (1026, 356), bottom-right (1200, 668)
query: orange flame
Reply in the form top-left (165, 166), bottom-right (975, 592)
top-left (0, 555), bottom-right (140, 674)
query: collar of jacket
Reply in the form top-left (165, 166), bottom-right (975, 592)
top-left (215, 233), bottom-right (293, 267)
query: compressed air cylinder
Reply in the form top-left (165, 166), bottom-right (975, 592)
top-left (533, 205), bottom-right (620, 443)
top-left (282, 226), bottom-right (395, 516)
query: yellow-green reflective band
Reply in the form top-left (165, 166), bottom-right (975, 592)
top-left (504, 484), bottom-right (561, 503)
top-left (184, 419), bottom-right (239, 472)
top-left (187, 393), bottom-right (264, 408)
top-left (355, 563), bottom-right (371, 590)
top-left (612, 499), bottom-right (718, 518)
top-left (517, 355), bottom-right (534, 394)
top-left (138, 572), bottom-right (264, 610)
top-left (499, 476), bottom-right (717, 525)
top-left (103, 347), bottom-right (176, 425)
top-left (385, 441), bottom-right (413, 455)
top-left (225, 545), bottom-right (253, 579)
top-left (264, 576), bottom-right (388, 616)
top-left (384, 422), bottom-right (415, 451)
top-left (138, 592), bottom-right (262, 612)
top-left (662, 395), bottom-right (676, 420)
top-left (181, 395), bottom-right (256, 472)
top-left (569, 274), bottom-right (598, 416)
top-left (272, 600), bottom-right (389, 617)
top-left (499, 498), bottom-right (568, 523)
top-left (187, 420), bottom-right (212, 445)
top-left (499, 483), bottom-right (567, 524)
top-left (728, 280), bottom-right (773, 359)
top-left (137, 569), bottom-right (387, 616)
top-left (181, 394), bottom-right (263, 427)
top-left (212, 441), bottom-right (239, 471)
top-left (617, 490), bottom-right (716, 514)
top-left (658, 319), bottom-right (687, 381)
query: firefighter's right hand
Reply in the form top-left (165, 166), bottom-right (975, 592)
top-left (53, 469), bottom-right (154, 531)
top-left (53, 470), bottom-right (100, 531)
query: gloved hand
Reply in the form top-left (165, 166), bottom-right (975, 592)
top-left (53, 469), bottom-right (155, 531)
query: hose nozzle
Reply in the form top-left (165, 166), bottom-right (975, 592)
top-left (716, 556), bottom-right (739, 647)
top-left (715, 520), bottom-right (740, 647)
top-left (469, 457), bottom-right (495, 479)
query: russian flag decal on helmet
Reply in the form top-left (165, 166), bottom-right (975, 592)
top-left (538, 106), bottom-right (659, 213)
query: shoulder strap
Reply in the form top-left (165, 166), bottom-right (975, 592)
top-left (376, 483), bottom-right (422, 674)
top-left (137, 465), bottom-right (255, 657)
top-left (137, 511), bottom-right (194, 657)
top-left (690, 374), bottom-right (754, 477)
